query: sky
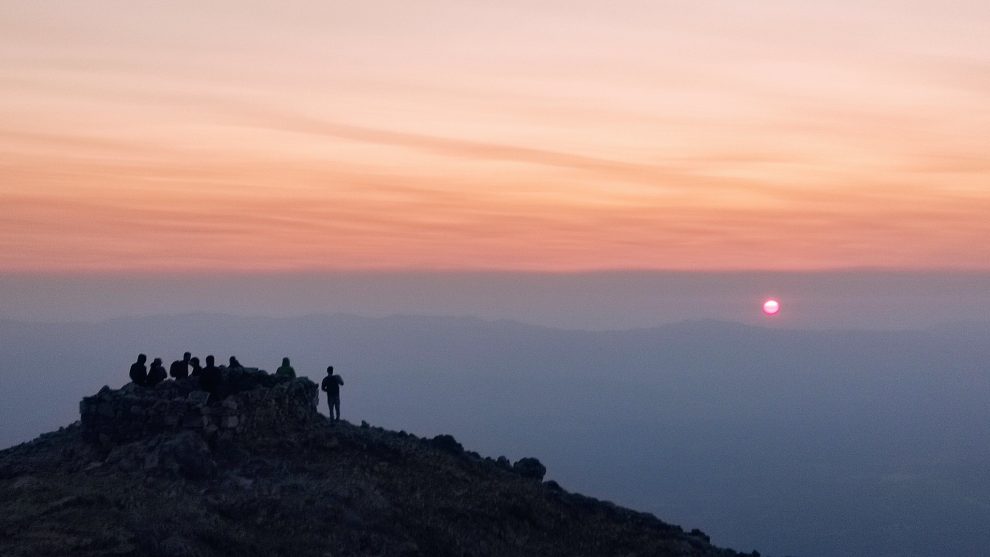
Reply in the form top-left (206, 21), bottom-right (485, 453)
top-left (2, 1), bottom-right (990, 274)
top-left (3, 8), bottom-right (990, 553)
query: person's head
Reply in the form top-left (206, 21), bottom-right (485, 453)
top-left (206, 355), bottom-right (215, 366)
top-left (229, 356), bottom-right (238, 365)
top-left (282, 357), bottom-right (290, 366)
top-left (326, 365), bottom-right (334, 375)
top-left (183, 352), bottom-right (191, 362)
top-left (190, 357), bottom-right (200, 366)
top-left (137, 353), bottom-right (147, 363)
top-left (153, 358), bottom-right (162, 365)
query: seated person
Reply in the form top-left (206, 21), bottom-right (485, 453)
top-left (147, 358), bottom-right (167, 386)
top-left (170, 352), bottom-right (192, 380)
top-left (275, 357), bottom-right (296, 379)
top-left (189, 356), bottom-right (202, 377)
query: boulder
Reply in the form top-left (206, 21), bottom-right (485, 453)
top-left (430, 434), bottom-right (464, 455)
top-left (512, 457), bottom-right (546, 481)
top-left (154, 431), bottom-right (216, 479)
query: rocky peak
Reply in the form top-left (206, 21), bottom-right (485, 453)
top-left (0, 377), bottom-right (761, 557)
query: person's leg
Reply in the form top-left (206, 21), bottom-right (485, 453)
top-left (333, 396), bottom-right (340, 421)
top-left (326, 395), bottom-right (333, 419)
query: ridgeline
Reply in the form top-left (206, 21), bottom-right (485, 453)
top-left (0, 372), bottom-right (759, 557)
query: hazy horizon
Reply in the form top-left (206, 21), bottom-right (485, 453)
top-left (3, 312), bottom-right (989, 557)
top-left (4, 269), bottom-right (990, 331)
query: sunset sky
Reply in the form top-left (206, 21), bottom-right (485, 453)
top-left (2, 1), bottom-right (989, 272)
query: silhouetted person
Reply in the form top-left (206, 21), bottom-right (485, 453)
top-left (129, 354), bottom-right (148, 386)
top-left (147, 358), bottom-right (167, 387)
top-left (189, 357), bottom-right (202, 377)
top-left (321, 366), bottom-right (344, 423)
top-left (228, 356), bottom-right (243, 371)
top-left (170, 352), bottom-right (192, 380)
top-left (200, 354), bottom-right (222, 401)
top-left (275, 357), bottom-right (296, 379)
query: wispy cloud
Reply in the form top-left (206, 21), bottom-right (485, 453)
top-left (1, 1), bottom-right (989, 271)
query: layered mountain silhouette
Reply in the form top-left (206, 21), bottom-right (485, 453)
top-left (4, 314), bottom-right (990, 556)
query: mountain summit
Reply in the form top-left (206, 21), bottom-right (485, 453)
top-left (0, 373), bottom-right (757, 557)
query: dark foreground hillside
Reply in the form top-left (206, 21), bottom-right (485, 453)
top-left (0, 413), bottom-right (755, 557)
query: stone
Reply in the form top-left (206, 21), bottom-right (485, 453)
top-left (690, 528), bottom-right (711, 543)
top-left (11, 475), bottom-right (40, 490)
top-left (144, 453), bottom-right (160, 470)
top-left (120, 383), bottom-right (141, 395)
top-left (98, 403), bottom-right (114, 418)
top-left (159, 536), bottom-right (199, 557)
top-left (153, 431), bottom-right (216, 479)
top-left (187, 391), bottom-right (211, 405)
top-left (431, 434), bottom-right (463, 455)
top-left (223, 416), bottom-right (239, 429)
top-left (512, 457), bottom-right (546, 481)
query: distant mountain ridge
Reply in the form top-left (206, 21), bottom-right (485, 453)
top-left (2, 313), bottom-right (989, 556)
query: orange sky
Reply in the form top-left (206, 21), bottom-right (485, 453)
top-left (2, 1), bottom-right (989, 272)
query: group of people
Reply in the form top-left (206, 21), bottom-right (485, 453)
top-left (127, 353), bottom-right (345, 422)
top-left (129, 352), bottom-right (224, 387)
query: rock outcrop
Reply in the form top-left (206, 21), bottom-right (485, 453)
top-left (79, 372), bottom-right (318, 445)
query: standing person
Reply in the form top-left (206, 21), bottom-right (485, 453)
top-left (170, 352), bottom-right (192, 380)
top-left (275, 357), bottom-right (296, 379)
top-left (200, 355), bottom-right (222, 402)
top-left (147, 358), bottom-right (167, 386)
top-left (321, 366), bottom-right (344, 423)
top-left (129, 354), bottom-right (148, 386)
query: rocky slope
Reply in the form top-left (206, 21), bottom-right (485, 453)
top-left (1, 382), bottom-right (758, 557)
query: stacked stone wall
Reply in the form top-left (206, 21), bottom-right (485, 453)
top-left (80, 371), bottom-right (319, 445)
